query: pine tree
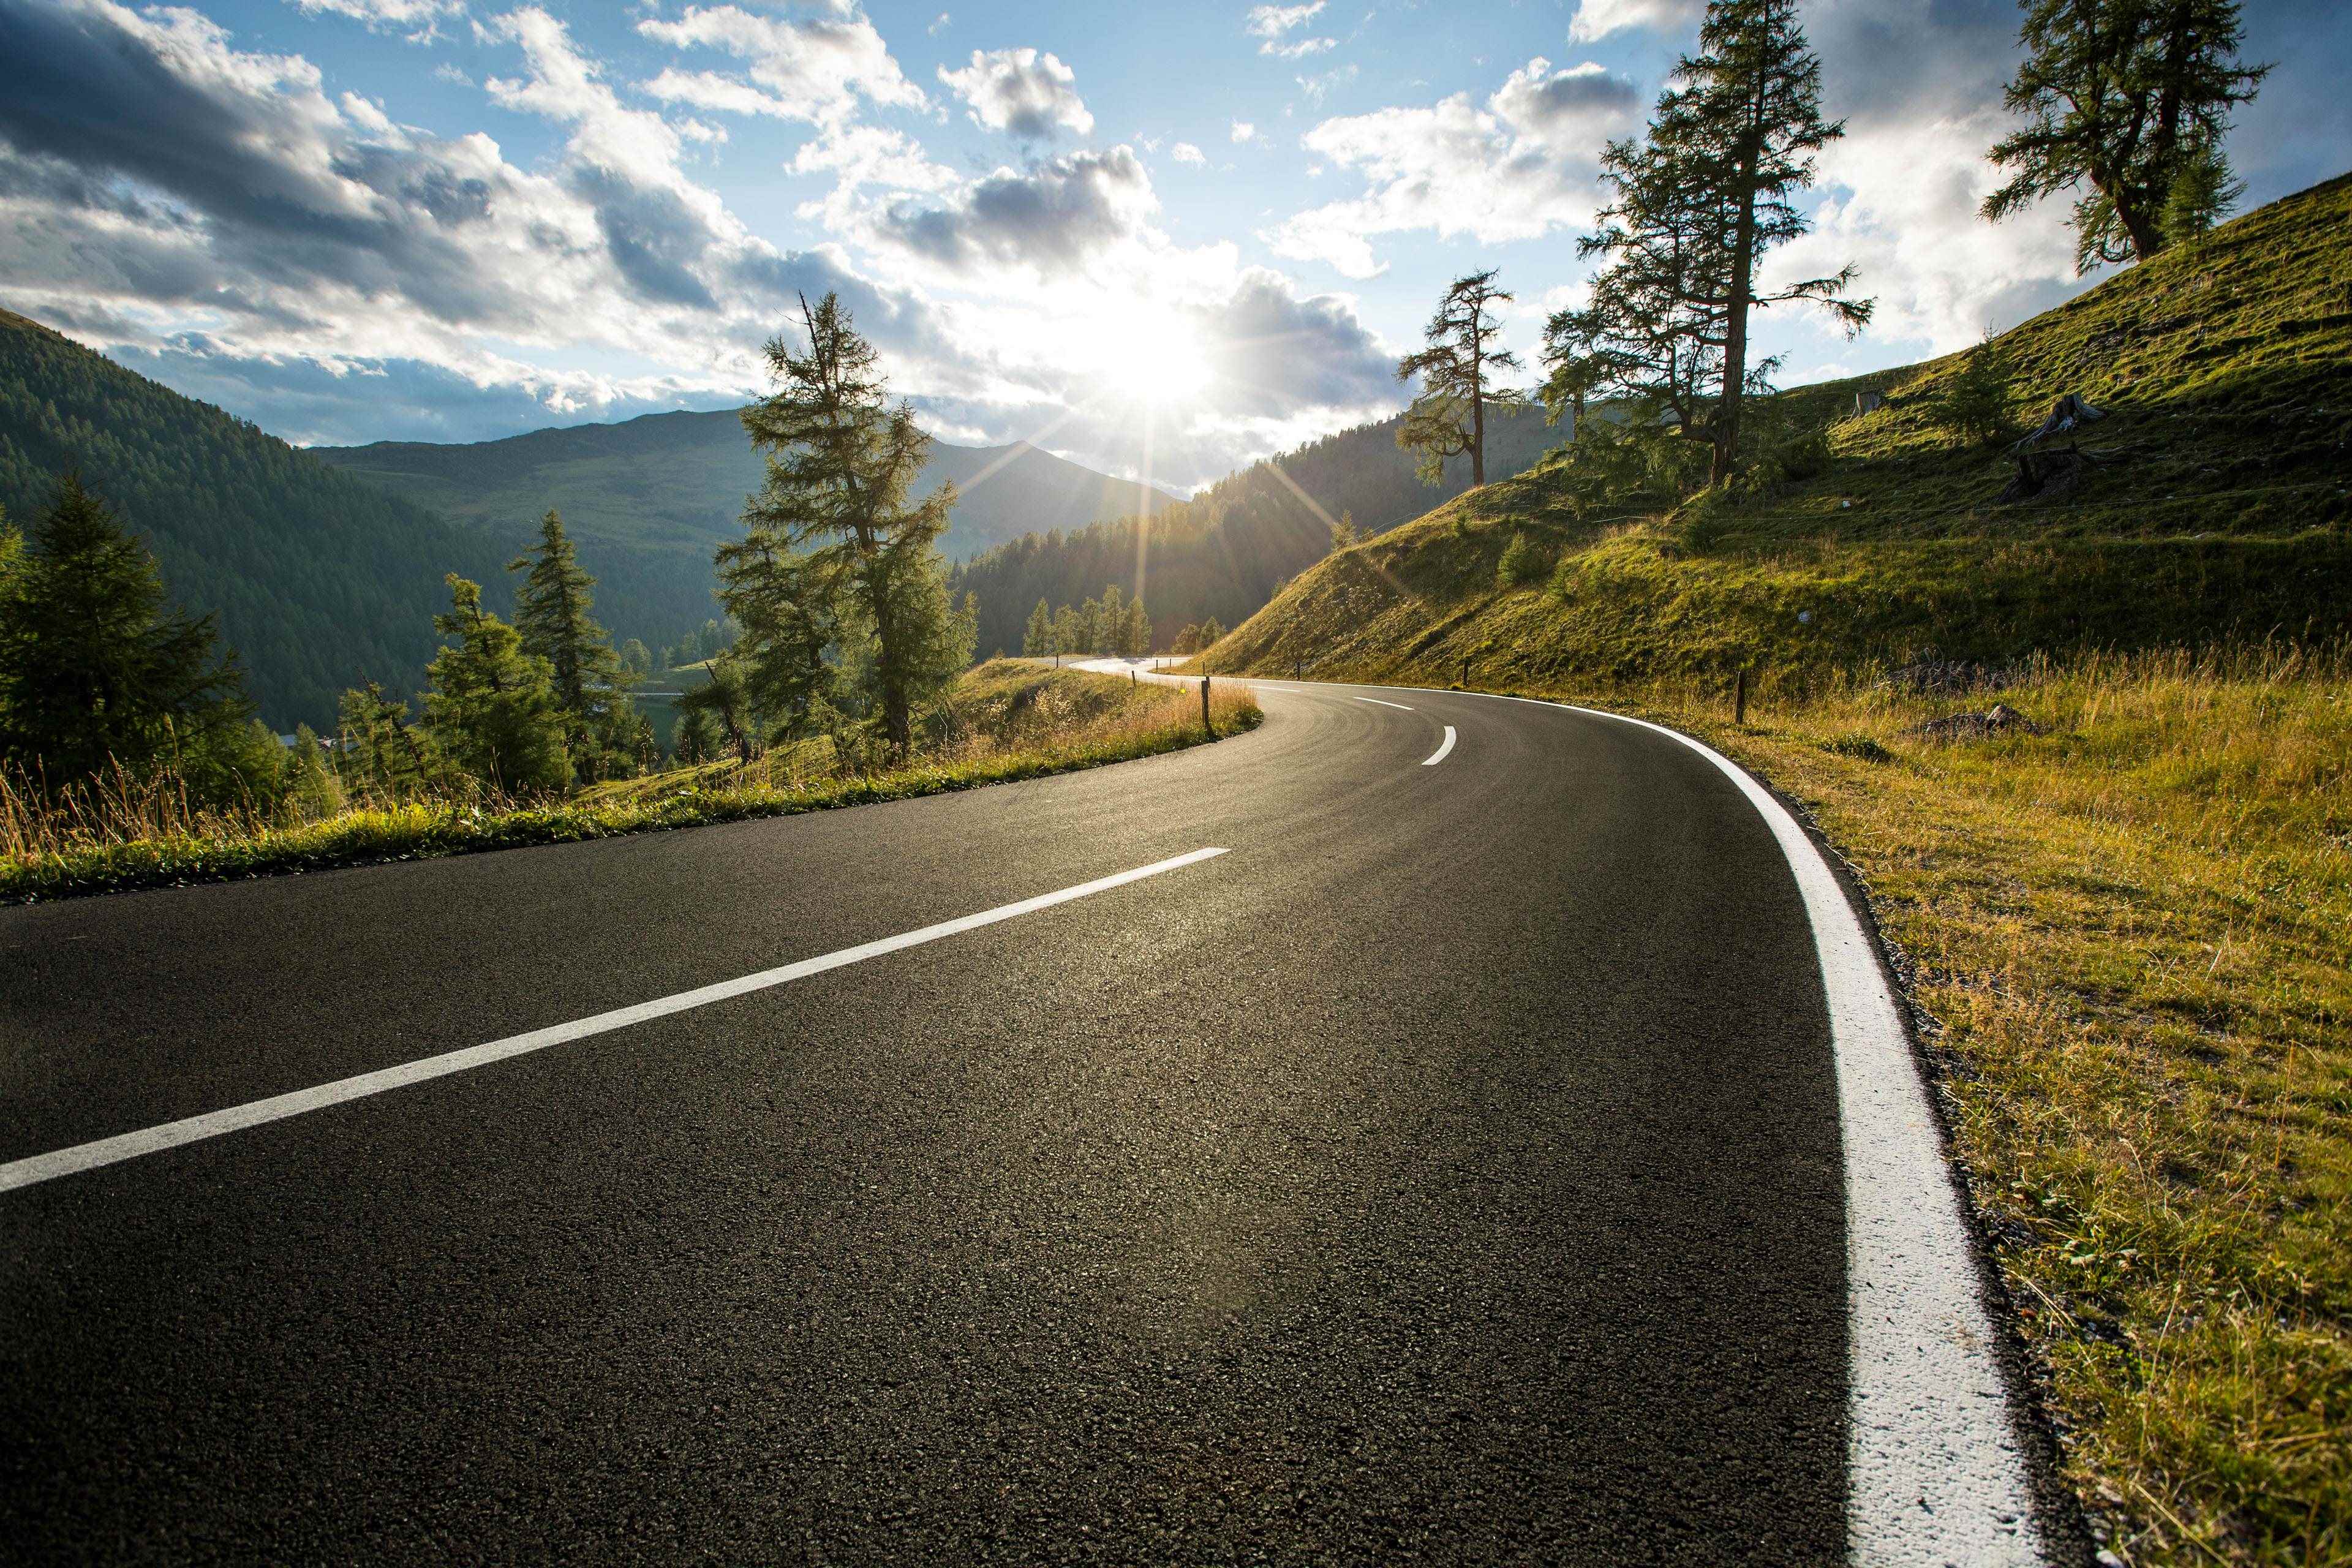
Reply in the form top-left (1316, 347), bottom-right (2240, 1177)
top-left (1329, 511), bottom-right (1358, 552)
top-left (509, 508), bottom-right (632, 780)
top-left (1200, 615), bottom-right (1226, 646)
top-left (0, 475), bottom-right (252, 792)
top-left (1395, 271), bottom-right (1523, 487)
top-left (1118, 597), bottom-right (1152, 657)
top-left (1023, 598), bottom-right (1054, 655)
top-left (739, 292), bottom-right (963, 760)
top-left (1574, 0), bottom-right (1870, 486)
top-left (336, 682), bottom-right (437, 798)
top-left (1983, 0), bottom-right (2267, 271)
top-left (619, 638), bottom-right (654, 679)
top-left (420, 574), bottom-right (572, 795)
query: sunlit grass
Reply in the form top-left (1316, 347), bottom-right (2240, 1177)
top-left (1, 662), bottom-right (1261, 902)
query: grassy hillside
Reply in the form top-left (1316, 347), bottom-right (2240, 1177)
top-left (317, 410), bottom-right (1182, 647)
top-left (0, 306), bottom-right (513, 728)
top-left (949, 401), bottom-right (1565, 655)
top-left (1205, 173), bottom-right (2351, 689)
top-left (1197, 175), bottom-right (2352, 1566)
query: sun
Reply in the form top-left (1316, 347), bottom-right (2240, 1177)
top-left (1093, 312), bottom-right (1213, 407)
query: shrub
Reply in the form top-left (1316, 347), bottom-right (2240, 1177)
top-left (1931, 336), bottom-right (2015, 447)
top-left (1497, 531), bottom-right (1550, 587)
top-left (1771, 424), bottom-right (1834, 481)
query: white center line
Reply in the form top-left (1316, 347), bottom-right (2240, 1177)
top-left (1353, 695), bottom-right (1414, 710)
top-left (0, 847), bottom-right (1231, 1196)
top-left (1422, 726), bottom-right (1457, 766)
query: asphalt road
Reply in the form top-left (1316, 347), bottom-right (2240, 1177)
top-left (0, 673), bottom-right (2056, 1564)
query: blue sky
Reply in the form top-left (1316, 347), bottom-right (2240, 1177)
top-left (2, 0), bottom-right (2343, 490)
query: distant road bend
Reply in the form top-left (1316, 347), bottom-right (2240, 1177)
top-left (2, 663), bottom-right (2067, 1564)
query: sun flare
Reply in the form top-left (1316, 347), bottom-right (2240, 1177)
top-left (1091, 312), bottom-right (1213, 407)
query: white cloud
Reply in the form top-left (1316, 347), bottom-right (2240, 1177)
top-left (1266, 57), bottom-right (1640, 277)
top-left (287, 0), bottom-right (461, 33)
top-left (636, 3), bottom-right (924, 127)
top-left (1231, 119), bottom-right (1257, 142)
top-left (937, 47), bottom-right (1093, 141)
top-left (1566, 0), bottom-right (1702, 44)
top-left (929, 11), bottom-right (950, 34)
top-left (0, 0), bottom-right (1404, 488)
top-left (1170, 141), bottom-right (1207, 165)
top-left (1245, 1), bottom-right (1333, 56)
top-left (1296, 63), bottom-right (1357, 104)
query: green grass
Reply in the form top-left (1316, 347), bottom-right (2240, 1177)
top-left (1, 663), bottom-right (1261, 902)
top-left (1190, 175), bottom-right (2352, 1566)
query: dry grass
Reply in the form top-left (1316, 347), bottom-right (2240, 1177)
top-left (1675, 649), bottom-right (2350, 1567)
top-left (2, 663), bottom-right (1261, 901)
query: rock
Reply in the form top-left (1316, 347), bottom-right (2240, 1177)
top-left (1854, 389), bottom-right (1887, 417)
top-left (1908, 703), bottom-right (2045, 741)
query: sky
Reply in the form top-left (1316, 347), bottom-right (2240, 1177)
top-left (1, 0), bottom-right (2343, 492)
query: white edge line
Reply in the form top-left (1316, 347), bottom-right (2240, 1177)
top-left (0, 847), bottom-right (1230, 1196)
top-left (1320, 677), bottom-right (2047, 1564)
top-left (1352, 695), bottom-right (1414, 710)
top-left (1420, 726), bottom-right (1457, 766)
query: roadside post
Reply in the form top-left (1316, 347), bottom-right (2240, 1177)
top-left (1201, 675), bottom-right (1212, 736)
top-left (1735, 669), bottom-right (1748, 725)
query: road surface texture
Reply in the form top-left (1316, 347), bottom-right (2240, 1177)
top-left (1, 671), bottom-right (2071, 1564)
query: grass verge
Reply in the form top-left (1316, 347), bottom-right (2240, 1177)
top-left (1, 663), bottom-right (1261, 903)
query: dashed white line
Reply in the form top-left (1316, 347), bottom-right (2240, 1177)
top-left (1353, 695), bottom-right (1414, 710)
top-left (0, 847), bottom-right (1231, 1196)
top-left (1422, 726), bottom-right (1457, 766)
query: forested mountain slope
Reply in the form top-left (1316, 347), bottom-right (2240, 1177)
top-left (948, 402), bottom-right (1564, 655)
top-left (317, 410), bottom-right (1182, 647)
top-left (1202, 173), bottom-right (2352, 687)
top-left (0, 307), bottom-right (511, 728)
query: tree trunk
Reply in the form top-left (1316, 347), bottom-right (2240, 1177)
top-left (1468, 322), bottom-right (1487, 488)
top-left (1716, 85), bottom-right (1766, 487)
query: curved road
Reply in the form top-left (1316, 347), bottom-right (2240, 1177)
top-left (1, 671), bottom-right (2065, 1564)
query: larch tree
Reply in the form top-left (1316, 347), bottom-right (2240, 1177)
top-left (509, 508), bottom-right (633, 780)
top-left (739, 292), bottom-right (967, 761)
top-left (1982, 0), bottom-right (2268, 270)
top-left (420, 574), bottom-right (573, 796)
top-left (1577, 0), bottom-right (1872, 486)
top-left (714, 518), bottom-right (848, 744)
top-left (1395, 270), bottom-right (1523, 487)
top-left (1023, 599), bottom-right (1054, 655)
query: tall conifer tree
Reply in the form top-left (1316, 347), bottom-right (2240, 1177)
top-left (1576, 0), bottom-right (1871, 485)
top-left (1395, 271), bottom-right (1522, 487)
top-left (509, 508), bottom-right (632, 778)
top-left (0, 475), bottom-right (251, 790)
top-left (1023, 599), bottom-right (1054, 656)
top-left (1983, 0), bottom-right (2267, 269)
top-left (421, 574), bottom-right (572, 795)
top-left (739, 292), bottom-right (967, 760)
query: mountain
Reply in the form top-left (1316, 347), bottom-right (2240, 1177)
top-left (946, 402), bottom-right (1566, 656)
top-left (1200, 174), bottom-right (2352, 688)
top-left (0, 306), bottom-right (514, 730)
top-left (314, 409), bottom-right (1183, 651)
